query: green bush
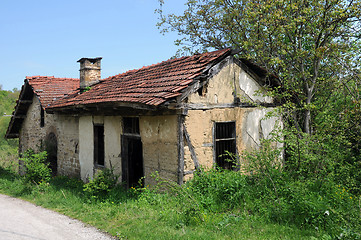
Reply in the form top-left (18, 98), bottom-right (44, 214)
top-left (20, 149), bottom-right (51, 184)
top-left (186, 169), bottom-right (247, 211)
top-left (83, 168), bottom-right (119, 200)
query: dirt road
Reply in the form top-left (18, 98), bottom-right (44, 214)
top-left (0, 194), bottom-right (115, 240)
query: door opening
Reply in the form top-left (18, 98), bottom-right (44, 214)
top-left (121, 117), bottom-right (144, 188)
top-left (45, 132), bottom-right (58, 176)
top-left (122, 136), bottom-right (144, 188)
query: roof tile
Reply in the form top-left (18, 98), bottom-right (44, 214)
top-left (46, 48), bottom-right (231, 109)
top-left (26, 76), bottom-right (79, 108)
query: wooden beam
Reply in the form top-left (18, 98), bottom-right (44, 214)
top-left (13, 115), bottom-right (26, 119)
top-left (17, 100), bottom-right (32, 104)
top-left (183, 170), bottom-right (195, 176)
top-left (183, 123), bottom-right (200, 170)
top-left (168, 102), bottom-right (279, 110)
top-left (5, 133), bottom-right (19, 138)
top-left (177, 115), bottom-right (185, 185)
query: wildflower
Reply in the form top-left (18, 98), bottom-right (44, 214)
top-left (324, 210), bottom-right (330, 216)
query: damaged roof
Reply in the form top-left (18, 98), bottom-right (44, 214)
top-left (26, 76), bottom-right (79, 108)
top-left (6, 48), bottom-right (278, 138)
top-left (49, 48), bottom-right (232, 110)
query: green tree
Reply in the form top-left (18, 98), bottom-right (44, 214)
top-left (157, 0), bottom-right (361, 191)
top-left (157, 0), bottom-right (361, 135)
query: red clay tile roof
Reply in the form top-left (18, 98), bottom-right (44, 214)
top-left (49, 48), bottom-right (232, 109)
top-left (5, 76), bottom-right (79, 138)
top-left (27, 76), bottom-right (79, 108)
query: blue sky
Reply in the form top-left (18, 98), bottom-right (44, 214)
top-left (0, 0), bottom-right (186, 91)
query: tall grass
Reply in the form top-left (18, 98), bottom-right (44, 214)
top-left (1, 164), bottom-right (356, 239)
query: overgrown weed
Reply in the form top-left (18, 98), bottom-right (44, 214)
top-left (1, 146), bottom-right (360, 239)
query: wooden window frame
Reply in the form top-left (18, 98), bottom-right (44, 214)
top-left (123, 117), bottom-right (140, 136)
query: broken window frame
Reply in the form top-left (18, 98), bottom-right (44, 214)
top-left (214, 121), bottom-right (237, 170)
top-left (94, 124), bottom-right (105, 167)
top-left (123, 117), bottom-right (140, 135)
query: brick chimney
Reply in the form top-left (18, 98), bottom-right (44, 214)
top-left (77, 57), bottom-right (102, 90)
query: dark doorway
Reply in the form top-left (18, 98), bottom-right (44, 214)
top-left (122, 136), bottom-right (144, 188)
top-left (94, 125), bottom-right (105, 167)
top-left (45, 132), bottom-right (58, 175)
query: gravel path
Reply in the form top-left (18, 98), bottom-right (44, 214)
top-left (0, 194), bottom-right (116, 240)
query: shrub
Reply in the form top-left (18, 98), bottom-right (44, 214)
top-left (186, 168), bottom-right (247, 211)
top-left (83, 168), bottom-right (119, 200)
top-left (20, 149), bottom-right (51, 184)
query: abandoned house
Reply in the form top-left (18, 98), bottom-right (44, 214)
top-left (6, 48), bottom-right (281, 186)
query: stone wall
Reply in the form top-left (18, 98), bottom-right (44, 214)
top-left (19, 96), bottom-right (56, 153)
top-left (19, 95), bottom-right (81, 178)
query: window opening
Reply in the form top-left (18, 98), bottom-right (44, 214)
top-left (40, 107), bottom-right (45, 127)
top-left (123, 117), bottom-right (140, 134)
top-left (94, 125), bottom-right (105, 166)
top-left (197, 83), bottom-right (208, 96)
top-left (215, 122), bottom-right (237, 170)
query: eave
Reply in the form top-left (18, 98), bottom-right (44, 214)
top-left (46, 101), bottom-right (183, 116)
top-left (5, 81), bottom-right (34, 139)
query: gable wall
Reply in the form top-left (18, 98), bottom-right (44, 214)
top-left (187, 60), bottom-right (273, 104)
top-left (183, 60), bottom-right (281, 180)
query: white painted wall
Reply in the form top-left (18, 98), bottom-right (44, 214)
top-left (242, 108), bottom-right (282, 150)
top-left (239, 71), bottom-right (273, 103)
top-left (104, 116), bottom-right (122, 176)
top-left (79, 116), bottom-right (94, 181)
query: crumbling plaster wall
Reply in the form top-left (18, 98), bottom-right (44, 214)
top-left (187, 60), bottom-right (273, 104)
top-left (140, 115), bottom-right (179, 185)
top-left (183, 59), bottom-right (281, 176)
top-left (104, 116), bottom-right (122, 178)
top-left (55, 114), bottom-right (80, 178)
top-left (79, 116), bottom-right (94, 181)
top-left (183, 108), bottom-right (281, 175)
top-left (77, 114), bottom-right (178, 185)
